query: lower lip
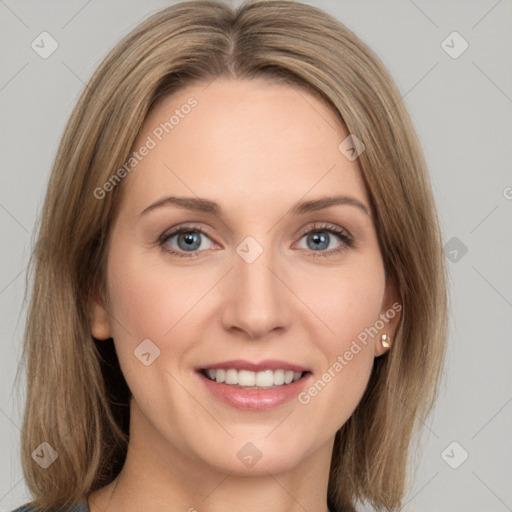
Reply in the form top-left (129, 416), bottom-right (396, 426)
top-left (197, 371), bottom-right (312, 411)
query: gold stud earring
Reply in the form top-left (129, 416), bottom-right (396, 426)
top-left (381, 334), bottom-right (391, 349)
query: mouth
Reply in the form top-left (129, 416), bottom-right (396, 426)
top-left (195, 360), bottom-right (312, 410)
top-left (199, 368), bottom-right (310, 389)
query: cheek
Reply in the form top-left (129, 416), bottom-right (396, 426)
top-left (104, 245), bottom-right (224, 394)
top-left (106, 246), bottom-right (196, 339)
top-left (295, 255), bottom-right (385, 411)
top-left (298, 253), bottom-right (386, 349)
top-left (103, 249), bottom-right (206, 414)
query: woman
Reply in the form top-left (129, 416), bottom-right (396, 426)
top-left (13, 0), bottom-right (447, 511)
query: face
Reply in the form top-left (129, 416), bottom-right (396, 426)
top-left (90, 77), bottom-right (400, 476)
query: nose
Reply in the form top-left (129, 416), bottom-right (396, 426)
top-left (220, 245), bottom-right (291, 340)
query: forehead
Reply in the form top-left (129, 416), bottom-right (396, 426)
top-left (119, 77), bottom-right (369, 217)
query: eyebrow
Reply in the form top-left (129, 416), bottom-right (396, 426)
top-left (139, 194), bottom-right (370, 218)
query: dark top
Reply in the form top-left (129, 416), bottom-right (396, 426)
top-left (11, 502), bottom-right (89, 512)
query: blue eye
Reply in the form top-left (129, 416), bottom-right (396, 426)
top-left (296, 223), bottom-right (354, 258)
top-left (160, 227), bottom-right (214, 258)
top-left (299, 230), bottom-right (346, 252)
top-left (159, 222), bottom-right (354, 259)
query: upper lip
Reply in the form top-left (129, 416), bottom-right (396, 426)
top-left (197, 359), bottom-right (309, 373)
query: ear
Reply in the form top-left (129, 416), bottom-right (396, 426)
top-left (374, 277), bottom-right (402, 357)
top-left (88, 290), bottom-right (112, 340)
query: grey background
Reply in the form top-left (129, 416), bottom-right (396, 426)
top-left (1, 0), bottom-right (511, 510)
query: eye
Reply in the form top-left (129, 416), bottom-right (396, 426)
top-left (295, 222), bottom-right (354, 258)
top-left (159, 225), bottom-right (215, 259)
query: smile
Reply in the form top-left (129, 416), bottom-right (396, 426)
top-left (196, 359), bottom-right (312, 410)
top-left (202, 368), bottom-right (305, 388)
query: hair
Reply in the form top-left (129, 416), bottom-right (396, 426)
top-left (17, 1), bottom-right (448, 511)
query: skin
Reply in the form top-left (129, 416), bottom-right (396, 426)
top-left (88, 77), bottom-right (401, 512)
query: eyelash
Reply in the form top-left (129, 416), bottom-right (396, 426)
top-left (158, 222), bottom-right (354, 259)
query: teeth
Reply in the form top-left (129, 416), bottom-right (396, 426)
top-left (273, 369), bottom-right (285, 385)
top-left (205, 368), bottom-right (304, 387)
top-left (239, 369), bottom-right (255, 386)
top-left (225, 369), bottom-right (238, 385)
top-left (255, 370), bottom-right (273, 387)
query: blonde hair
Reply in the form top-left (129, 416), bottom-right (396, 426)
top-left (18, 1), bottom-right (447, 511)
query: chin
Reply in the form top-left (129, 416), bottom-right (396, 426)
top-left (195, 435), bottom-right (315, 477)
